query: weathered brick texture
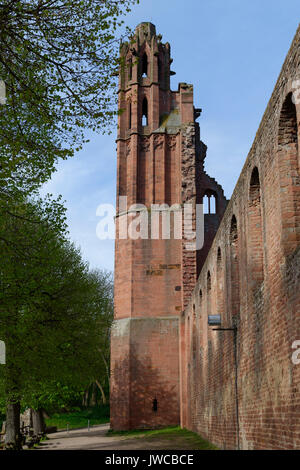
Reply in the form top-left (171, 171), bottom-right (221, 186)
top-left (181, 26), bottom-right (300, 449)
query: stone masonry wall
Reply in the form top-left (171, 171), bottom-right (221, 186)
top-left (180, 25), bottom-right (300, 450)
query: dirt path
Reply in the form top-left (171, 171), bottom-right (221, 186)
top-left (38, 424), bottom-right (203, 450)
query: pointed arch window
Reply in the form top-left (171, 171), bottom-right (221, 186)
top-left (216, 247), bottom-right (224, 320)
top-left (192, 303), bottom-right (197, 360)
top-left (217, 247), bottom-right (222, 264)
top-left (248, 167), bottom-right (264, 285)
top-left (207, 271), bottom-right (211, 292)
top-left (203, 191), bottom-right (217, 214)
top-left (278, 92), bottom-right (300, 253)
top-left (230, 215), bottom-right (240, 318)
top-left (142, 97), bottom-right (148, 126)
top-left (207, 271), bottom-right (211, 319)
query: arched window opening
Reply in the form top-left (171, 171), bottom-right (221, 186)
top-left (207, 271), bottom-right (211, 318)
top-left (249, 167), bottom-right (264, 285)
top-left (192, 304), bottom-right (196, 360)
top-left (278, 92), bottom-right (300, 253)
top-left (230, 215), bottom-right (240, 318)
top-left (216, 247), bottom-right (224, 319)
top-left (203, 195), bottom-right (209, 214)
top-left (142, 97), bottom-right (148, 126)
top-left (203, 191), bottom-right (217, 214)
top-left (278, 93), bottom-right (298, 150)
top-left (217, 247), bottom-right (222, 264)
top-left (230, 215), bottom-right (238, 245)
top-left (142, 53), bottom-right (148, 78)
top-left (210, 196), bottom-right (216, 214)
top-left (207, 271), bottom-right (211, 292)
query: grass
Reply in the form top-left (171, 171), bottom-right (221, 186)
top-left (45, 405), bottom-right (110, 431)
top-left (108, 426), bottom-right (219, 450)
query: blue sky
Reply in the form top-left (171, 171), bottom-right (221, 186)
top-left (41, 0), bottom-right (300, 272)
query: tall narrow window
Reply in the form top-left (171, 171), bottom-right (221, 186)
top-left (217, 247), bottom-right (224, 318)
top-left (142, 97), bottom-right (148, 126)
top-left (152, 398), bottom-right (158, 412)
top-left (230, 215), bottom-right (240, 318)
top-left (142, 53), bottom-right (148, 78)
top-left (203, 195), bottom-right (209, 214)
top-left (210, 196), bottom-right (216, 214)
top-left (192, 304), bottom-right (196, 360)
top-left (207, 271), bottom-right (211, 318)
top-left (203, 191), bottom-right (217, 214)
top-left (278, 93), bottom-right (300, 253)
top-left (248, 167), bottom-right (264, 285)
top-left (217, 247), bottom-right (222, 263)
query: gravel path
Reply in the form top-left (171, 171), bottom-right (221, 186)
top-left (38, 424), bottom-right (200, 450)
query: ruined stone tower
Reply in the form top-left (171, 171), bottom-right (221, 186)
top-left (110, 23), bottom-right (227, 430)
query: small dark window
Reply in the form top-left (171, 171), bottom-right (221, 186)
top-left (142, 97), bottom-right (148, 126)
top-left (207, 271), bottom-right (211, 292)
top-left (217, 247), bottom-right (222, 263)
top-left (142, 53), bottom-right (148, 77)
top-left (152, 398), bottom-right (158, 412)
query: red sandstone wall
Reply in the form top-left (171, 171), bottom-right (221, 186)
top-left (110, 317), bottom-right (180, 430)
top-left (112, 22), bottom-right (227, 431)
top-left (180, 26), bottom-right (300, 449)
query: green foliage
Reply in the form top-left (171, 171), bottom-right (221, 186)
top-left (0, 0), bottom-right (129, 445)
top-left (45, 406), bottom-right (110, 430)
top-left (0, 0), bottom-right (139, 193)
top-left (0, 193), bottom-right (113, 418)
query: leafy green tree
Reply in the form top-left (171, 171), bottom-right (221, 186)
top-left (0, 196), bottom-right (114, 447)
top-left (21, 269), bottom-right (114, 434)
top-left (0, 193), bottom-right (68, 448)
top-left (0, 0), bottom-right (138, 193)
top-left (82, 269), bottom-right (113, 406)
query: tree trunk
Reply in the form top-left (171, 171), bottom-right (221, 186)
top-left (90, 382), bottom-right (97, 406)
top-left (32, 409), bottom-right (46, 436)
top-left (95, 380), bottom-right (107, 405)
top-left (5, 402), bottom-right (22, 450)
top-left (82, 389), bottom-right (89, 407)
top-left (4, 331), bottom-right (22, 450)
top-left (99, 349), bottom-right (110, 387)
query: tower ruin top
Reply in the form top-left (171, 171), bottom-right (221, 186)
top-left (135, 22), bottom-right (157, 42)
